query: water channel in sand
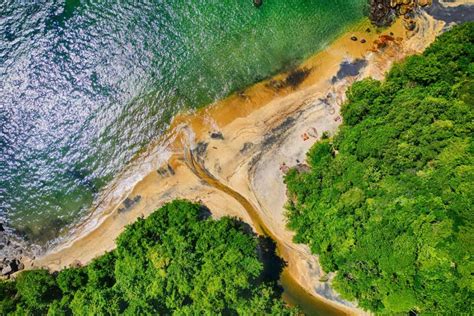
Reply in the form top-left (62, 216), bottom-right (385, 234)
top-left (185, 149), bottom-right (342, 315)
top-left (26, 8), bottom-right (456, 314)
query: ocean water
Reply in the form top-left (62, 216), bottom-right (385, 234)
top-left (1, 0), bottom-right (366, 246)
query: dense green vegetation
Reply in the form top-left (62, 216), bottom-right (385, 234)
top-left (285, 22), bottom-right (473, 314)
top-left (1, 200), bottom-right (295, 315)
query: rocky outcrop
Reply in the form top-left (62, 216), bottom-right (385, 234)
top-left (369, 0), bottom-right (432, 27)
top-left (1, 258), bottom-right (24, 277)
top-left (0, 223), bottom-right (34, 278)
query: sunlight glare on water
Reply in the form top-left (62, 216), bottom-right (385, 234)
top-left (0, 0), bottom-right (366, 247)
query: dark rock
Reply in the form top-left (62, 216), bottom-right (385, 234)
top-left (369, 0), bottom-right (397, 27)
top-left (360, 38), bottom-right (366, 43)
top-left (389, 31), bottom-right (394, 36)
top-left (0, 223), bottom-right (4, 232)
top-left (366, 27), bottom-right (371, 33)
top-left (195, 142), bottom-right (208, 158)
top-left (1, 259), bottom-right (20, 276)
top-left (210, 131), bottom-right (224, 140)
top-left (157, 167), bottom-right (168, 177)
top-left (351, 36), bottom-right (358, 41)
top-left (167, 164), bottom-right (175, 176)
top-left (1, 265), bottom-right (12, 275)
top-left (253, 0), bottom-right (262, 8)
top-left (123, 198), bottom-right (134, 209)
top-left (369, 0), bottom-right (433, 27)
top-left (119, 195), bottom-right (141, 213)
top-left (158, 163), bottom-right (175, 177)
top-left (407, 20), bottom-right (416, 31)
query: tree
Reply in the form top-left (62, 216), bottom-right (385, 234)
top-left (1, 200), bottom-right (296, 315)
top-left (285, 22), bottom-right (474, 314)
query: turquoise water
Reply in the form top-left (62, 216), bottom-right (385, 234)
top-left (1, 0), bottom-right (367, 246)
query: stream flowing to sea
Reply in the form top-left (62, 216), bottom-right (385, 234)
top-left (185, 149), bottom-right (344, 315)
top-left (1, 0), bottom-right (366, 248)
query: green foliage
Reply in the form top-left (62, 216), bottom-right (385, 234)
top-left (56, 268), bottom-right (87, 294)
top-left (0, 281), bottom-right (17, 315)
top-left (1, 200), bottom-right (294, 315)
top-left (285, 22), bottom-right (474, 314)
top-left (15, 270), bottom-right (61, 313)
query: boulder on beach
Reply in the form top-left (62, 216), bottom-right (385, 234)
top-left (1, 258), bottom-right (23, 276)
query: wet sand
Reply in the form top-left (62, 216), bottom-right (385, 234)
top-left (427, 0), bottom-right (474, 23)
top-left (439, 0), bottom-right (474, 7)
top-left (29, 12), bottom-right (445, 315)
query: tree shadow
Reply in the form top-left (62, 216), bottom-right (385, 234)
top-left (256, 236), bottom-right (286, 296)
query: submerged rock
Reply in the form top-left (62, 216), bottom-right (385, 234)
top-left (285, 68), bottom-right (311, 88)
top-left (266, 67), bottom-right (311, 91)
top-left (253, 0), bottom-right (263, 8)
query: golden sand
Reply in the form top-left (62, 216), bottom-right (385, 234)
top-left (29, 13), bottom-right (445, 315)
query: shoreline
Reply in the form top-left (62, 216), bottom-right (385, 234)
top-left (24, 12), bottom-right (445, 315)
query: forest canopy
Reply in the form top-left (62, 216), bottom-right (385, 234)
top-left (285, 22), bottom-right (473, 314)
top-left (0, 200), bottom-right (295, 315)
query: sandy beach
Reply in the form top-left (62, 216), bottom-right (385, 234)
top-left (28, 11), bottom-right (445, 315)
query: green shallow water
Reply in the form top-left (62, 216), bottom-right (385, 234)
top-left (1, 0), bottom-right (367, 246)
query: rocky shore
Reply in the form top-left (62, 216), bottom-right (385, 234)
top-left (0, 227), bottom-right (29, 278)
top-left (22, 10), bottom-right (448, 314)
top-left (369, 0), bottom-right (432, 26)
top-left (5, 0), bottom-right (472, 313)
